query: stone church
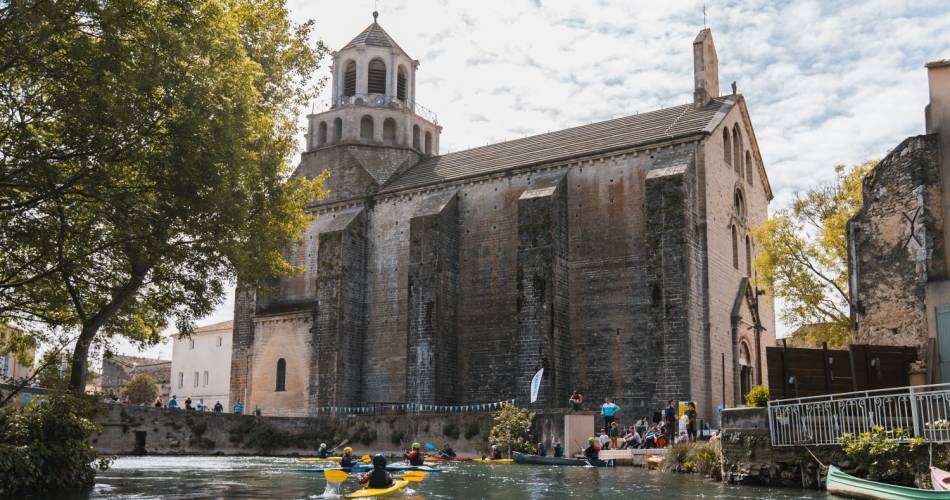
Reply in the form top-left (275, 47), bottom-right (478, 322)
top-left (229, 14), bottom-right (776, 420)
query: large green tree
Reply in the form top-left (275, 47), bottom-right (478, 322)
top-left (0, 0), bottom-right (330, 393)
top-left (753, 162), bottom-right (872, 348)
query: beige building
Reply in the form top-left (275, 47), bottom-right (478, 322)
top-left (100, 354), bottom-right (171, 400)
top-left (171, 320), bottom-right (232, 410)
top-left (0, 325), bottom-right (34, 382)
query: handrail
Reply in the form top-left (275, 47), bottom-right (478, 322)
top-left (309, 93), bottom-right (438, 124)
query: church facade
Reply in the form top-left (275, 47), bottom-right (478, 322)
top-left (229, 16), bottom-right (776, 420)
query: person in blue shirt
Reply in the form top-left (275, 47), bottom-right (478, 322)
top-left (601, 398), bottom-right (620, 430)
top-left (167, 396), bottom-right (179, 409)
top-left (552, 439), bottom-right (564, 458)
top-left (233, 400), bottom-right (243, 415)
top-left (196, 399), bottom-right (205, 412)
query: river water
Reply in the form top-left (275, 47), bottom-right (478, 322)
top-left (88, 456), bottom-right (830, 499)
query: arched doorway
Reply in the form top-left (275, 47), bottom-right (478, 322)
top-left (739, 342), bottom-right (753, 400)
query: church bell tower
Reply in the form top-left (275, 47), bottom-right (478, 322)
top-left (306, 11), bottom-right (441, 155)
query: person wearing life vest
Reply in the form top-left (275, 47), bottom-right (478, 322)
top-left (359, 454), bottom-right (394, 489)
top-left (440, 444), bottom-right (457, 459)
top-left (317, 443), bottom-right (330, 458)
top-left (406, 442), bottom-right (425, 466)
top-left (488, 444), bottom-right (502, 460)
top-left (583, 437), bottom-right (600, 460)
top-left (340, 447), bottom-right (357, 468)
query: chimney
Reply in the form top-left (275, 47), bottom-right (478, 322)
top-left (693, 28), bottom-right (720, 108)
top-left (926, 60), bottom-right (950, 274)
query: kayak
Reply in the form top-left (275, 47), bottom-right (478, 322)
top-left (298, 457), bottom-right (342, 463)
top-left (349, 464), bottom-right (441, 473)
top-left (826, 465), bottom-right (949, 499)
top-left (585, 458), bottom-right (609, 467)
top-left (932, 467), bottom-right (950, 491)
top-left (470, 458), bottom-right (514, 464)
top-left (425, 456), bottom-right (471, 463)
top-left (345, 479), bottom-right (409, 498)
top-left (512, 451), bottom-right (587, 466)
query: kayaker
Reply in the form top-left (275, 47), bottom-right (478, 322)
top-left (488, 444), bottom-right (502, 460)
top-left (406, 442), bottom-right (425, 466)
top-left (440, 444), bottom-right (457, 459)
top-left (317, 443), bottom-right (330, 458)
top-left (536, 442), bottom-right (546, 457)
top-left (359, 454), bottom-right (394, 489)
top-left (583, 437), bottom-right (600, 460)
top-left (340, 447), bottom-right (357, 468)
top-left (552, 440), bottom-right (564, 458)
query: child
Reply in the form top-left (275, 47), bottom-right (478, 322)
top-left (608, 421), bottom-right (620, 449)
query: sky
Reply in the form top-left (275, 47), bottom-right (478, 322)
top-left (116, 0), bottom-right (950, 361)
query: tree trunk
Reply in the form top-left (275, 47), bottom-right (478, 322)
top-left (67, 325), bottom-right (95, 393)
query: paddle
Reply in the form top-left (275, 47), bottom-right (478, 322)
top-left (323, 469), bottom-right (350, 484)
top-left (361, 454), bottom-right (371, 463)
top-left (400, 471), bottom-right (426, 482)
top-left (330, 438), bottom-right (349, 452)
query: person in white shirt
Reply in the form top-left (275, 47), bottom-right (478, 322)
top-left (676, 412), bottom-right (690, 443)
top-left (597, 430), bottom-right (610, 450)
top-left (622, 426), bottom-right (643, 449)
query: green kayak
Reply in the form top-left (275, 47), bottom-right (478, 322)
top-left (826, 465), bottom-right (950, 499)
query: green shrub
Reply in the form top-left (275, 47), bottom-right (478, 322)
top-left (487, 405), bottom-right (534, 454)
top-left (122, 373), bottom-right (158, 405)
top-left (0, 394), bottom-right (112, 497)
top-left (686, 442), bottom-right (722, 479)
top-left (838, 426), bottom-right (929, 486)
top-left (744, 385), bottom-right (770, 407)
top-left (661, 441), bottom-right (695, 472)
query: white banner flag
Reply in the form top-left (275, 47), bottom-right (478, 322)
top-left (530, 368), bottom-right (544, 403)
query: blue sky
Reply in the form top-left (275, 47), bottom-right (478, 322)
top-left (119, 0), bottom-right (950, 359)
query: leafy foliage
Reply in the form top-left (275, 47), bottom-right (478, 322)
top-left (0, 0), bottom-right (330, 392)
top-left (744, 384), bottom-right (770, 407)
top-left (122, 373), bottom-right (158, 405)
top-left (838, 426), bottom-right (932, 486)
top-left (661, 441), bottom-right (723, 479)
top-left (753, 162), bottom-right (872, 347)
top-left (0, 394), bottom-right (112, 496)
top-left (487, 404), bottom-right (534, 454)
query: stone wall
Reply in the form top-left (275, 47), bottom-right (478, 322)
top-left (91, 404), bottom-right (581, 457)
top-left (850, 134), bottom-right (944, 351)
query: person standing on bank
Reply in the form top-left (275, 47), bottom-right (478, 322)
top-left (601, 398), bottom-right (620, 430)
top-left (569, 390), bottom-right (583, 411)
top-left (662, 400), bottom-right (678, 446)
top-left (686, 401), bottom-right (698, 442)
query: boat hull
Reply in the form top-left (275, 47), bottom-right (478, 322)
top-left (349, 464), bottom-right (440, 473)
top-left (345, 479), bottom-right (409, 498)
top-left (298, 457), bottom-right (342, 463)
top-left (932, 467), bottom-right (950, 492)
top-left (826, 465), bottom-right (950, 499)
top-left (512, 451), bottom-right (587, 466)
top-left (470, 458), bottom-right (514, 464)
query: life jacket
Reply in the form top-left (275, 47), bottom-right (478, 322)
top-left (489, 449), bottom-right (502, 460)
top-left (583, 445), bottom-right (599, 460)
top-left (367, 468), bottom-right (393, 489)
top-left (317, 448), bottom-right (329, 458)
top-left (407, 450), bottom-right (424, 466)
top-left (340, 455), bottom-right (356, 467)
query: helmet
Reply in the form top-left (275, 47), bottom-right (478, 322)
top-left (412, 442), bottom-right (421, 450)
top-left (343, 447), bottom-right (353, 455)
top-left (372, 454), bottom-right (387, 468)
top-left (319, 443), bottom-right (327, 449)
top-left (491, 444), bottom-right (497, 450)
top-left (588, 437), bottom-right (596, 444)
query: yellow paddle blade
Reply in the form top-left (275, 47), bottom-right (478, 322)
top-left (323, 469), bottom-right (350, 483)
top-left (400, 471), bottom-right (426, 482)
top-left (361, 455), bottom-right (371, 463)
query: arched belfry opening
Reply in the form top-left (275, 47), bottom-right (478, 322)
top-left (397, 66), bottom-right (407, 101)
top-left (368, 59), bottom-right (386, 95)
top-left (343, 60), bottom-right (356, 97)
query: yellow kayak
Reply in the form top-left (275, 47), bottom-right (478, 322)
top-left (345, 479), bottom-right (409, 498)
top-left (471, 458), bottom-right (514, 464)
top-left (298, 457), bottom-right (342, 463)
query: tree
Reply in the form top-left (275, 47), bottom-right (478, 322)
top-left (487, 404), bottom-right (535, 455)
top-left (0, 0), bottom-right (330, 393)
top-left (753, 162), bottom-right (872, 348)
top-left (122, 373), bottom-right (158, 405)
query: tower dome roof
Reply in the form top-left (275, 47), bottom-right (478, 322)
top-left (339, 15), bottom-right (407, 56)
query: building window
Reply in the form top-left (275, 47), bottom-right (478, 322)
top-left (217, 336), bottom-right (222, 347)
top-left (734, 188), bottom-right (746, 221)
top-left (193, 371), bottom-right (199, 388)
top-left (275, 358), bottom-right (286, 392)
top-left (334, 117), bottom-right (343, 142)
top-left (732, 125), bottom-right (742, 177)
top-left (397, 66), bottom-right (407, 101)
top-left (2, 353), bottom-right (9, 378)
top-left (360, 115), bottom-right (374, 140)
top-left (722, 128), bottom-right (731, 166)
top-left (739, 342), bottom-right (753, 398)
top-left (178, 371), bottom-right (183, 389)
top-left (383, 118), bottom-right (397, 144)
top-left (367, 58), bottom-right (386, 95)
top-left (343, 60), bottom-right (356, 97)
top-left (412, 125), bottom-right (420, 149)
top-left (203, 371), bottom-right (209, 387)
top-left (731, 225), bottom-right (739, 270)
top-left (745, 151), bottom-right (753, 186)
top-left (745, 235), bottom-right (752, 276)
top-left (424, 131), bottom-right (432, 155)
top-left (317, 121), bottom-right (327, 146)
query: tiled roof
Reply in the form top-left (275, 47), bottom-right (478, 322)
top-left (192, 320), bottom-right (233, 334)
top-left (381, 97), bottom-right (734, 192)
top-left (340, 22), bottom-right (406, 54)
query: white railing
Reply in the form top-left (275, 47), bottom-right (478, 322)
top-left (768, 383), bottom-right (950, 446)
top-left (310, 93), bottom-right (438, 124)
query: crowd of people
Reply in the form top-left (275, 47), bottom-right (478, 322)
top-left (153, 395), bottom-right (235, 414)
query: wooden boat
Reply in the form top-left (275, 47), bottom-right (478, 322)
top-left (345, 479), bottom-right (409, 498)
top-left (298, 456), bottom-right (341, 463)
top-left (512, 451), bottom-right (588, 466)
top-left (826, 465), bottom-right (950, 499)
top-left (470, 458), bottom-right (514, 464)
top-left (931, 467), bottom-right (950, 492)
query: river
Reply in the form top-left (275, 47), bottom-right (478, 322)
top-left (86, 456), bottom-right (831, 499)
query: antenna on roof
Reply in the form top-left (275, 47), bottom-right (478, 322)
top-left (373, 0), bottom-right (379, 22)
top-left (702, 2), bottom-right (707, 28)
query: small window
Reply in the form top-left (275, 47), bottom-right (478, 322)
top-left (178, 372), bottom-right (183, 389)
top-left (731, 225), bottom-right (739, 270)
top-left (722, 128), bottom-right (731, 166)
top-left (424, 131), bottom-right (432, 155)
top-left (732, 125), bottom-right (742, 177)
top-left (745, 151), bottom-right (753, 186)
top-left (317, 122), bottom-right (327, 146)
top-left (275, 358), bottom-right (286, 392)
top-left (193, 371), bottom-right (199, 388)
top-left (397, 66), bottom-right (407, 101)
top-left (412, 125), bottom-right (420, 149)
top-left (217, 336), bottom-right (222, 347)
top-left (343, 60), bottom-right (356, 97)
top-left (368, 59), bottom-right (386, 94)
top-left (333, 117), bottom-right (343, 142)
top-left (734, 188), bottom-right (746, 221)
top-left (745, 235), bottom-right (752, 276)
top-left (360, 115), bottom-right (374, 140)
top-left (203, 371), bottom-right (209, 387)
top-left (383, 118), bottom-right (396, 143)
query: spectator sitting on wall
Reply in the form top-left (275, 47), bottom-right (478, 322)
top-left (622, 426), bottom-right (642, 449)
top-left (601, 398), bottom-right (620, 429)
top-left (185, 396), bottom-right (193, 410)
top-left (569, 390), bottom-right (583, 411)
top-left (154, 398), bottom-right (162, 408)
top-left (232, 400), bottom-right (243, 415)
top-left (635, 416), bottom-right (649, 438)
top-left (213, 401), bottom-right (224, 413)
top-left (196, 399), bottom-right (205, 412)
top-left (553, 439), bottom-right (564, 458)
top-left (597, 429), bottom-right (610, 450)
top-left (167, 395), bottom-right (179, 409)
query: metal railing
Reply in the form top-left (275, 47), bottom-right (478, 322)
top-left (768, 383), bottom-right (950, 446)
top-left (310, 93), bottom-right (438, 124)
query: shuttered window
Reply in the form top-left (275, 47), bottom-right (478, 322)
top-left (343, 61), bottom-right (356, 97)
top-left (368, 59), bottom-right (386, 94)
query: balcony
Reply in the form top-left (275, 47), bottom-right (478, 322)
top-left (310, 93), bottom-right (438, 125)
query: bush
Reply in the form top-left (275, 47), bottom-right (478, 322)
top-left (744, 385), bottom-right (770, 407)
top-left (0, 394), bottom-right (112, 497)
top-left (686, 442), bottom-right (722, 479)
top-left (838, 426), bottom-right (930, 486)
top-left (487, 404), bottom-right (534, 454)
top-left (122, 373), bottom-right (158, 405)
top-left (661, 441), bottom-right (695, 472)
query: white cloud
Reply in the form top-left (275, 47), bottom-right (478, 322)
top-left (118, 0), bottom-right (950, 357)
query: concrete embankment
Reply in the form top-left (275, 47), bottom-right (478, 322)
top-left (92, 404), bottom-right (578, 456)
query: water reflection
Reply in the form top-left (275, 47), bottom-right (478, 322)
top-left (88, 456), bottom-right (830, 499)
